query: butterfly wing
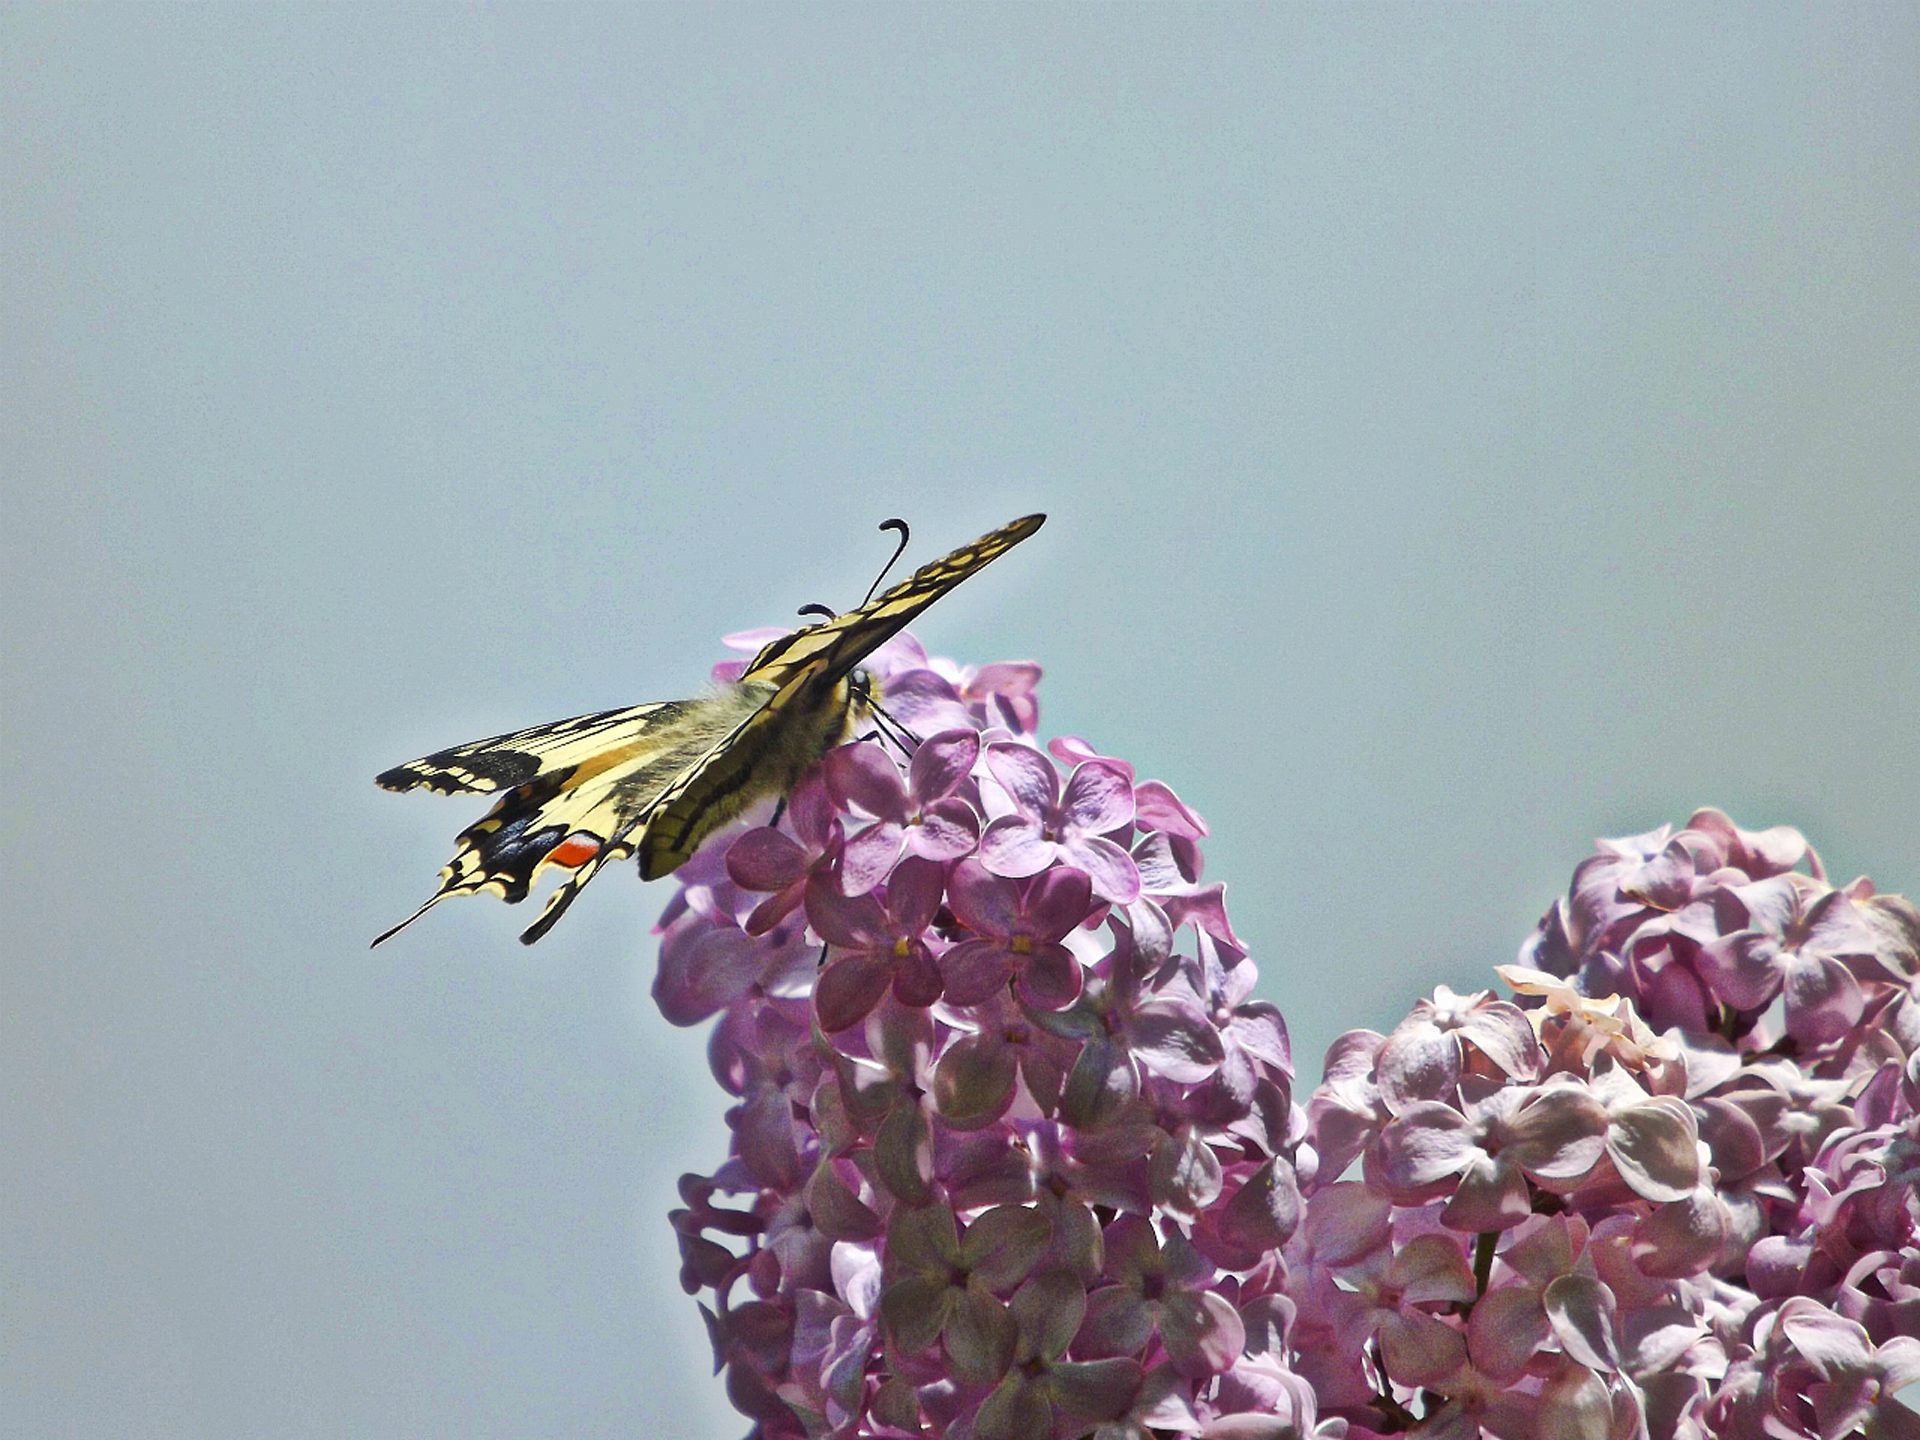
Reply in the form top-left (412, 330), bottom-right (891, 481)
top-left (375, 512), bottom-right (1047, 946)
top-left (637, 513), bottom-right (1049, 876)
top-left (737, 512), bottom-right (1047, 688)
top-left (373, 696), bottom-right (754, 945)
top-left (374, 702), bottom-right (678, 796)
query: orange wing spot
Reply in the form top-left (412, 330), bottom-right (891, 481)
top-left (547, 834), bottom-right (602, 869)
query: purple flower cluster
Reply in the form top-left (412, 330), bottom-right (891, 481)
top-left (656, 636), bottom-right (1920, 1440)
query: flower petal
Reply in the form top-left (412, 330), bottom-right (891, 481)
top-left (978, 816), bottom-right (1058, 879)
top-left (909, 729), bottom-right (981, 802)
top-left (826, 741), bottom-right (910, 822)
top-left (1060, 759), bottom-right (1137, 834)
top-left (985, 742), bottom-right (1061, 819)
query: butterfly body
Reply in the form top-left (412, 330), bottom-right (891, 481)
top-left (375, 513), bottom-right (1044, 946)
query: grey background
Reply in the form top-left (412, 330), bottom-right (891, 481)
top-left (7, 5), bottom-right (1917, 1435)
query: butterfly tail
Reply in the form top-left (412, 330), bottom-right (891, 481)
top-left (371, 891), bottom-right (448, 948)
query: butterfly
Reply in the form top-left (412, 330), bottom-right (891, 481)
top-left (372, 513), bottom-right (1046, 946)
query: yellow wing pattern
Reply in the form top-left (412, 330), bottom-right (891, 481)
top-left (374, 513), bottom-right (1044, 946)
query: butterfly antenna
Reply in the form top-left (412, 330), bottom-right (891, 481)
top-left (863, 518), bottom-right (911, 604)
top-left (797, 519), bottom-right (911, 621)
top-left (867, 699), bottom-right (923, 759)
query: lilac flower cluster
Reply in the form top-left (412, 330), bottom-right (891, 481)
top-left (656, 636), bottom-right (1920, 1440)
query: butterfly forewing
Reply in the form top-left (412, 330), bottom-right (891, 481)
top-left (739, 512), bottom-right (1047, 687)
top-left (374, 702), bottom-right (683, 796)
top-left (375, 513), bottom-right (1044, 945)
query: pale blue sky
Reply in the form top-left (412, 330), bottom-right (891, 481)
top-left (7, 6), bottom-right (1918, 1434)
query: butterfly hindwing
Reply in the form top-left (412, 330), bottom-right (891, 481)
top-left (373, 691), bottom-right (771, 945)
top-left (375, 513), bottom-right (1044, 945)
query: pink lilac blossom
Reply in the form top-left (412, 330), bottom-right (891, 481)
top-left (654, 640), bottom-right (1920, 1440)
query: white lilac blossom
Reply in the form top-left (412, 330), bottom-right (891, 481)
top-left (655, 638), bottom-right (1920, 1440)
